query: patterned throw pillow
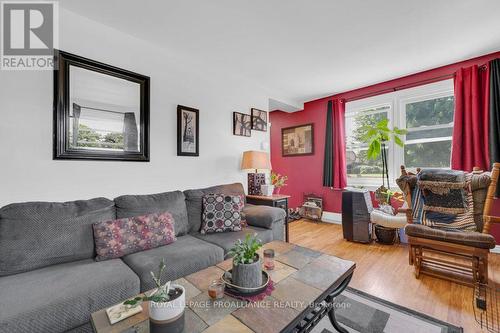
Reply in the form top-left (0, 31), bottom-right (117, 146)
top-left (422, 173), bottom-right (477, 232)
top-left (93, 212), bottom-right (176, 261)
top-left (201, 194), bottom-right (243, 234)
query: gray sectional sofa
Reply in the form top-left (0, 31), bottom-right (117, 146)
top-left (0, 183), bottom-right (286, 333)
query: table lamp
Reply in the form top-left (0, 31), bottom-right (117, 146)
top-left (241, 150), bottom-right (271, 195)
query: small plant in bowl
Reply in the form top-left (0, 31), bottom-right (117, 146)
top-left (124, 259), bottom-right (185, 324)
top-left (228, 233), bottom-right (263, 288)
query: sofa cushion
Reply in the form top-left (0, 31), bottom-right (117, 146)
top-left (93, 212), bottom-right (177, 261)
top-left (243, 204), bottom-right (286, 230)
top-left (405, 224), bottom-right (496, 249)
top-left (0, 198), bottom-right (115, 276)
top-left (0, 259), bottom-right (139, 333)
top-left (201, 194), bottom-right (244, 234)
top-left (114, 191), bottom-right (189, 236)
top-left (191, 226), bottom-right (273, 254)
top-left (122, 235), bottom-right (224, 291)
top-left (184, 183), bottom-right (245, 233)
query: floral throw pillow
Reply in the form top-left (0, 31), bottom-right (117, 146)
top-left (201, 194), bottom-right (244, 234)
top-left (93, 211), bottom-right (176, 261)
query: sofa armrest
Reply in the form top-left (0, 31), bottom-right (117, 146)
top-left (243, 204), bottom-right (286, 230)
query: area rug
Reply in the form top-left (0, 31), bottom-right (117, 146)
top-left (311, 287), bottom-right (463, 333)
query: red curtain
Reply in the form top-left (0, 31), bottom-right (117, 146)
top-left (332, 99), bottom-right (347, 188)
top-left (451, 65), bottom-right (490, 171)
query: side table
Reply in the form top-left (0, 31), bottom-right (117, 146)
top-left (246, 194), bottom-right (291, 242)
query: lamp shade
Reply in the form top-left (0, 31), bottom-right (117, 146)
top-left (241, 151), bottom-right (272, 171)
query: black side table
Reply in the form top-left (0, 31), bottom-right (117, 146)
top-left (246, 194), bottom-right (291, 242)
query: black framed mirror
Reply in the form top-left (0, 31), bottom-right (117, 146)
top-left (53, 50), bottom-right (150, 161)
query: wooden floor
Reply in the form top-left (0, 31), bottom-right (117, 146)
top-left (289, 219), bottom-right (500, 333)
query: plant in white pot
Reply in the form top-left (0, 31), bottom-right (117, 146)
top-left (228, 234), bottom-right (263, 288)
top-left (124, 260), bottom-right (185, 331)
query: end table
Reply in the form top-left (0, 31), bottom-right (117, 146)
top-left (246, 194), bottom-right (291, 242)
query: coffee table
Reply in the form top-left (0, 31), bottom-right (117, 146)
top-left (91, 240), bottom-right (355, 333)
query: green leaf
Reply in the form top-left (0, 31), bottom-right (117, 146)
top-left (367, 140), bottom-right (381, 160)
top-left (393, 135), bottom-right (404, 147)
top-left (376, 118), bottom-right (389, 130)
top-left (393, 127), bottom-right (408, 135)
top-left (360, 127), bottom-right (378, 142)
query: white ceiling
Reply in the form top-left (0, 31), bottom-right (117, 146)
top-left (60, 0), bottom-right (500, 109)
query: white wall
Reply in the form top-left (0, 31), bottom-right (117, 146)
top-left (0, 9), bottom-right (271, 206)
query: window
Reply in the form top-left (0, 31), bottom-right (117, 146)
top-left (346, 105), bottom-right (389, 181)
top-left (345, 80), bottom-right (454, 187)
top-left (402, 96), bottom-right (454, 169)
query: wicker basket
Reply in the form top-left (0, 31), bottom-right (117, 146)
top-left (374, 225), bottom-right (397, 244)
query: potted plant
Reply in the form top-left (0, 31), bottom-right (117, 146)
top-left (360, 118), bottom-right (407, 205)
top-left (124, 260), bottom-right (185, 330)
top-left (271, 171), bottom-right (288, 195)
top-left (228, 233), bottom-right (263, 288)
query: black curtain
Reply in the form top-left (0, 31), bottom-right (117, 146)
top-left (490, 59), bottom-right (500, 196)
top-left (323, 100), bottom-right (333, 187)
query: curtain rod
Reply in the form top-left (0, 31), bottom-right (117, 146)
top-left (344, 73), bottom-right (455, 103)
top-left (343, 63), bottom-right (489, 103)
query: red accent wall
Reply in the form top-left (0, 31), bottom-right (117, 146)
top-left (270, 50), bottom-right (500, 242)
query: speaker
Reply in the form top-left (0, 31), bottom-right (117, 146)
top-left (342, 188), bottom-right (373, 243)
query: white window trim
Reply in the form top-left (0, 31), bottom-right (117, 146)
top-left (345, 79), bottom-right (454, 189)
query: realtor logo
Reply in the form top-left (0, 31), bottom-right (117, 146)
top-left (1, 1), bottom-right (58, 70)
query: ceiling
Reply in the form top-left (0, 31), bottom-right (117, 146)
top-left (60, 0), bottom-right (500, 109)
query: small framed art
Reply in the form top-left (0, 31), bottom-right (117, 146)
top-left (281, 123), bottom-right (314, 156)
top-left (177, 105), bottom-right (199, 156)
top-left (233, 112), bottom-right (251, 137)
top-left (251, 108), bottom-right (267, 131)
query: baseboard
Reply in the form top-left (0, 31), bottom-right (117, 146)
top-left (321, 211), bottom-right (342, 224)
top-left (491, 245), bottom-right (500, 254)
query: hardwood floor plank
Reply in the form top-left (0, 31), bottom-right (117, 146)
top-left (288, 219), bottom-right (498, 332)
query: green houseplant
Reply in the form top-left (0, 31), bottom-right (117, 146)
top-left (228, 233), bottom-right (263, 288)
top-left (360, 118), bottom-right (407, 204)
top-left (124, 260), bottom-right (186, 325)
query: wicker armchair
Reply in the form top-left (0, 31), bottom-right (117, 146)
top-left (396, 163), bottom-right (500, 286)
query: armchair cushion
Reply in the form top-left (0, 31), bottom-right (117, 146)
top-left (242, 204), bottom-right (286, 230)
top-left (405, 224), bottom-right (495, 249)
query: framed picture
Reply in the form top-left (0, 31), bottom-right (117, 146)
top-left (53, 50), bottom-right (150, 161)
top-left (233, 112), bottom-right (251, 137)
top-left (281, 123), bottom-right (314, 156)
top-left (251, 108), bottom-right (267, 131)
top-left (177, 105), bottom-right (199, 156)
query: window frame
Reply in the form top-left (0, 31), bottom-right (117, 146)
top-left (345, 79), bottom-right (454, 189)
